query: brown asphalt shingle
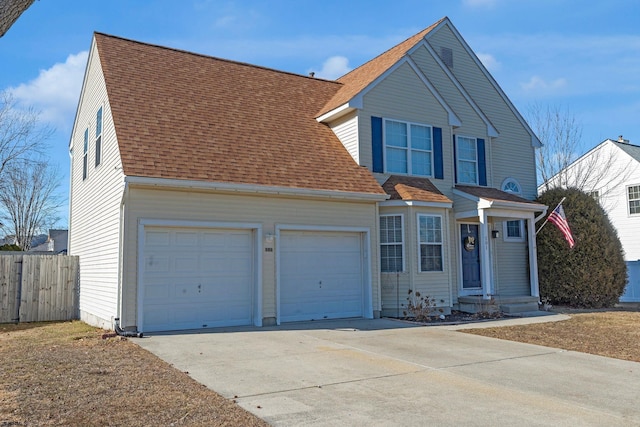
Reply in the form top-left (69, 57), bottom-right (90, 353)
top-left (317, 18), bottom-right (445, 116)
top-left (383, 175), bottom-right (452, 204)
top-left (94, 33), bottom-right (385, 196)
top-left (455, 185), bottom-right (542, 205)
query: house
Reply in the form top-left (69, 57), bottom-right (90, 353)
top-left (540, 136), bottom-right (640, 302)
top-left (69, 17), bottom-right (547, 333)
top-left (29, 229), bottom-right (69, 254)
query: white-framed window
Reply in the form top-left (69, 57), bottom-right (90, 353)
top-left (456, 136), bottom-right (477, 184)
top-left (83, 128), bottom-right (88, 180)
top-left (95, 106), bottom-right (103, 167)
top-left (418, 214), bottom-right (443, 272)
top-left (384, 119), bottom-right (433, 176)
top-left (628, 185), bottom-right (640, 215)
top-left (380, 215), bottom-right (404, 272)
top-left (501, 177), bottom-right (525, 242)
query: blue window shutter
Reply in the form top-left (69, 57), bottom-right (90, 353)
top-left (433, 127), bottom-right (443, 179)
top-left (371, 116), bottom-right (383, 173)
top-left (453, 135), bottom-right (457, 184)
top-left (477, 138), bottom-right (487, 186)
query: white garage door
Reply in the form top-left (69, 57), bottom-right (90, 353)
top-left (142, 227), bottom-right (254, 332)
top-left (280, 231), bottom-right (364, 322)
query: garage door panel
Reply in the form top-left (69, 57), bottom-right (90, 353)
top-left (280, 231), bottom-right (364, 322)
top-left (143, 227), bottom-right (254, 332)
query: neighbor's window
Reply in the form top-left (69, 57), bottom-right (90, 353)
top-left (83, 128), bottom-right (88, 180)
top-left (418, 214), bottom-right (443, 272)
top-left (380, 215), bottom-right (404, 272)
top-left (384, 119), bottom-right (433, 176)
top-left (628, 185), bottom-right (640, 215)
top-left (456, 136), bottom-right (477, 184)
top-left (95, 107), bottom-right (103, 167)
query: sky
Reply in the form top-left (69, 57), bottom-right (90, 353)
top-left (2, 0), bottom-right (640, 227)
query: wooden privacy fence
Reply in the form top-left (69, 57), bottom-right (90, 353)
top-left (0, 254), bottom-right (79, 323)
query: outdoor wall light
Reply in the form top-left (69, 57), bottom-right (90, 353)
top-left (491, 230), bottom-right (500, 239)
top-left (264, 232), bottom-right (274, 243)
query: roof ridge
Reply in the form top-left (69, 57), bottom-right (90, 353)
top-left (93, 31), bottom-right (342, 86)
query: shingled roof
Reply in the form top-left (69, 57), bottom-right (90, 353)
top-left (318, 18), bottom-right (445, 116)
top-left (383, 176), bottom-right (452, 204)
top-left (94, 33), bottom-right (385, 196)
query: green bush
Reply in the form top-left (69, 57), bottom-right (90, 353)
top-left (0, 243), bottom-right (22, 251)
top-left (536, 188), bottom-right (627, 308)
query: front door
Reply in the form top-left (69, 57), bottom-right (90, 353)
top-left (461, 224), bottom-right (481, 291)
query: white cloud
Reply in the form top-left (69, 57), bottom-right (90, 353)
top-left (9, 51), bottom-right (88, 130)
top-left (310, 56), bottom-right (351, 80)
top-left (520, 76), bottom-right (568, 94)
top-left (476, 53), bottom-right (501, 71)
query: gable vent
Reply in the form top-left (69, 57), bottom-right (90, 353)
top-left (439, 47), bottom-right (453, 68)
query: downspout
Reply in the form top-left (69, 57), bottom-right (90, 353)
top-left (445, 208), bottom-right (453, 309)
top-left (114, 180), bottom-right (143, 337)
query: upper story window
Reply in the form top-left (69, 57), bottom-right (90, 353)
top-left (95, 107), bottom-right (103, 167)
top-left (418, 214), bottom-right (443, 272)
top-left (456, 136), bottom-right (478, 184)
top-left (83, 128), bottom-right (88, 180)
top-left (501, 177), bottom-right (524, 241)
top-left (380, 215), bottom-right (404, 272)
top-left (628, 185), bottom-right (640, 215)
top-left (384, 119), bottom-right (433, 176)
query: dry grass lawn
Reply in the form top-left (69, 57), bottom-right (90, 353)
top-left (0, 321), bottom-right (268, 427)
top-left (463, 311), bottom-right (640, 363)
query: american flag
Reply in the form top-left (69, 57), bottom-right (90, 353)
top-left (548, 204), bottom-right (575, 248)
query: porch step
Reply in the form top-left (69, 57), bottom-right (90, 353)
top-left (500, 301), bottom-right (540, 314)
top-left (457, 296), bottom-right (539, 314)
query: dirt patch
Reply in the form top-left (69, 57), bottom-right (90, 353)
top-left (462, 311), bottom-right (640, 363)
top-left (0, 321), bottom-right (268, 426)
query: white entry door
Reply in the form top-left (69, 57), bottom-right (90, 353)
top-left (141, 227), bottom-right (254, 332)
top-left (279, 230), bottom-right (364, 322)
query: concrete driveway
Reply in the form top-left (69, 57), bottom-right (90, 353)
top-left (136, 317), bottom-right (640, 426)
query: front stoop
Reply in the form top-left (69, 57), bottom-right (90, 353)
top-left (457, 296), bottom-right (540, 314)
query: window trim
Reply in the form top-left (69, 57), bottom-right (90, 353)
top-left (455, 135), bottom-right (478, 185)
top-left (379, 214), bottom-right (405, 273)
top-left (417, 213), bottom-right (444, 272)
top-left (503, 220), bottom-right (525, 242)
top-left (82, 128), bottom-right (88, 180)
top-left (627, 184), bottom-right (640, 215)
top-left (95, 106), bottom-right (103, 167)
top-left (501, 177), bottom-right (525, 242)
top-left (383, 118), bottom-right (434, 177)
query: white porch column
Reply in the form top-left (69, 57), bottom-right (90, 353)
top-left (479, 209), bottom-right (492, 299)
top-left (527, 214), bottom-right (540, 298)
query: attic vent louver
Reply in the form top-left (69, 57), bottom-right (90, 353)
top-left (440, 47), bottom-right (453, 68)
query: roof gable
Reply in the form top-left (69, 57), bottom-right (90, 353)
top-left (317, 18), bottom-right (445, 117)
top-left (93, 33), bottom-right (384, 196)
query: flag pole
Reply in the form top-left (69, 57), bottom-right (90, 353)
top-left (536, 196), bottom-right (566, 235)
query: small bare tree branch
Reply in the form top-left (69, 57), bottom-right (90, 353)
top-left (0, 160), bottom-right (62, 250)
top-left (0, 90), bottom-right (53, 178)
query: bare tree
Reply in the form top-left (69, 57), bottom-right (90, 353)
top-left (528, 103), bottom-right (634, 207)
top-left (0, 159), bottom-right (62, 250)
top-left (0, 90), bottom-right (52, 179)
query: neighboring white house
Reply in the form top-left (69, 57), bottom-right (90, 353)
top-left (69, 17), bottom-right (547, 333)
top-left (540, 136), bottom-right (640, 301)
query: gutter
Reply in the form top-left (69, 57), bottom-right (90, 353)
top-left (124, 176), bottom-right (389, 202)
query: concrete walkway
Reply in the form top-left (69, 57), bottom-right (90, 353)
top-left (135, 316), bottom-right (640, 426)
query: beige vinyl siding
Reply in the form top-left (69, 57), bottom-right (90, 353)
top-left (426, 24), bottom-right (537, 198)
top-left (121, 188), bottom-right (379, 328)
top-left (68, 40), bottom-right (125, 329)
top-left (493, 223), bottom-right (529, 296)
top-left (360, 62), bottom-right (451, 180)
top-left (379, 206), bottom-right (452, 316)
top-left (329, 112), bottom-right (360, 165)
